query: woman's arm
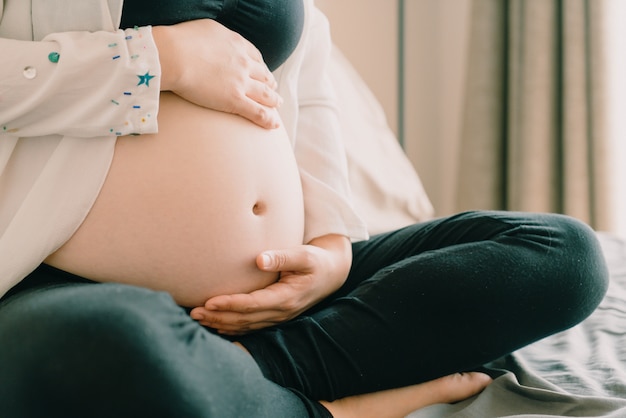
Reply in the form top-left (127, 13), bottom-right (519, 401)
top-left (293, 5), bottom-right (368, 245)
top-left (0, 27), bottom-right (160, 138)
top-left (0, 21), bottom-right (281, 138)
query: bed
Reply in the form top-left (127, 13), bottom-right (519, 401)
top-left (329, 46), bottom-right (626, 417)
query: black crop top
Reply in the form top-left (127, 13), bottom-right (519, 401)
top-left (120, 0), bottom-right (304, 71)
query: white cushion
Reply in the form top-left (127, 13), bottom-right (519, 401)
top-left (329, 46), bottom-right (434, 235)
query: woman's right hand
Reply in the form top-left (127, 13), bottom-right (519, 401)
top-left (152, 19), bottom-right (282, 129)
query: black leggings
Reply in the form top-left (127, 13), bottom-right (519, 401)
top-left (241, 211), bottom-right (608, 400)
top-left (0, 211), bottom-right (609, 416)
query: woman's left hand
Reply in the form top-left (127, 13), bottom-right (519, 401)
top-left (190, 234), bottom-right (352, 335)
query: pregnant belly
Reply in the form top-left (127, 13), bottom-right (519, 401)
top-left (45, 93), bottom-right (305, 307)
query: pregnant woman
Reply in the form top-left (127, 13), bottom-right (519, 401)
top-left (0, 1), bottom-right (608, 417)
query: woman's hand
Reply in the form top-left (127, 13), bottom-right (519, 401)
top-left (152, 19), bottom-right (282, 129)
top-left (190, 234), bottom-right (352, 335)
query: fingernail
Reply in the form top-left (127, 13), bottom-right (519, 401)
top-left (261, 253), bottom-right (272, 268)
top-left (190, 312), bottom-right (204, 321)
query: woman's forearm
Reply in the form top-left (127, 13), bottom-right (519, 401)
top-left (0, 28), bottom-right (160, 138)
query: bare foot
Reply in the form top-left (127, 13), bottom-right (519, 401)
top-left (320, 372), bottom-right (492, 418)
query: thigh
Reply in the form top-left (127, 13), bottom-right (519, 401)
top-left (340, 210), bottom-right (604, 296)
top-left (350, 211), bottom-right (539, 278)
top-left (0, 282), bottom-right (323, 418)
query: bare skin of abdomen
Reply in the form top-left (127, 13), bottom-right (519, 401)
top-left (45, 92), bottom-right (305, 307)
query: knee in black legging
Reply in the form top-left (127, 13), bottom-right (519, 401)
top-left (454, 211), bottom-right (610, 343)
top-left (529, 213), bottom-right (609, 329)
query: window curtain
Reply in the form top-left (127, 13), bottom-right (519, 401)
top-left (455, 0), bottom-right (609, 230)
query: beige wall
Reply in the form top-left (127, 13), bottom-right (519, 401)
top-left (315, 0), bottom-right (471, 216)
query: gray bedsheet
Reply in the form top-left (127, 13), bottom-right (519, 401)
top-left (408, 232), bottom-right (626, 417)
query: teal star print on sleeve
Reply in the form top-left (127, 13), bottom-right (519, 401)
top-left (137, 71), bottom-right (155, 87)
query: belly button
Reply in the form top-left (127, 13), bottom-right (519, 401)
top-left (252, 201), bottom-right (266, 216)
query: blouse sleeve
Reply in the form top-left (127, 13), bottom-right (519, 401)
top-left (0, 26), bottom-right (160, 138)
top-left (292, 5), bottom-right (368, 243)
